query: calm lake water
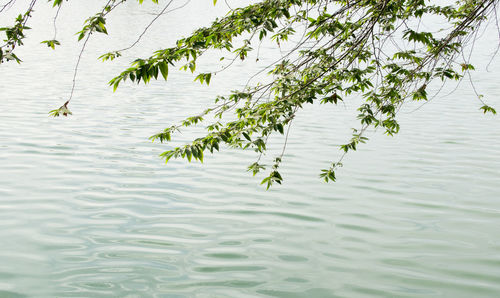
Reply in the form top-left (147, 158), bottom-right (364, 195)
top-left (1, 1), bottom-right (499, 297)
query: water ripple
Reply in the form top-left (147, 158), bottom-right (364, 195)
top-left (0, 1), bottom-right (499, 297)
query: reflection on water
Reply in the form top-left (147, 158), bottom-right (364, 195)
top-left (1, 0), bottom-right (499, 297)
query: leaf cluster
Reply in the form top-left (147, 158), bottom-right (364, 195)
top-left (4, 0), bottom-right (497, 188)
top-left (105, 0), bottom-right (497, 187)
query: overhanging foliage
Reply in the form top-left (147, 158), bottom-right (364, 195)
top-left (1, 0), bottom-right (498, 187)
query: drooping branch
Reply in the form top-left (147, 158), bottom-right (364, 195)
top-left (26, 0), bottom-right (498, 186)
top-left (0, 0), bottom-right (37, 64)
top-left (50, 0), bottom-right (130, 117)
top-left (132, 0), bottom-right (497, 186)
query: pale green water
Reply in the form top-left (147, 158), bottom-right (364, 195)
top-left (1, 1), bottom-right (500, 297)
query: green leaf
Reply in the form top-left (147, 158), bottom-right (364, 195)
top-left (48, 109), bottom-right (60, 117)
top-left (41, 39), bottom-right (60, 50)
top-left (480, 105), bottom-right (497, 115)
top-left (159, 62), bottom-right (169, 80)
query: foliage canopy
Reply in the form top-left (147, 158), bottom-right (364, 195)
top-left (1, 0), bottom-right (498, 187)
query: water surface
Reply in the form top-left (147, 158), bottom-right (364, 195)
top-left (0, 1), bottom-right (499, 297)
